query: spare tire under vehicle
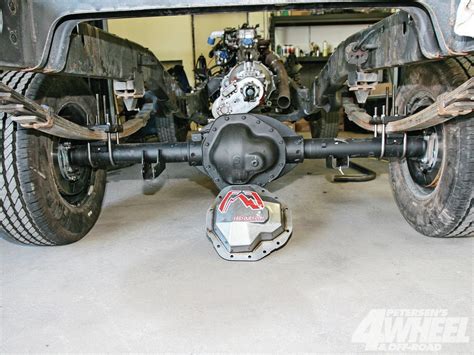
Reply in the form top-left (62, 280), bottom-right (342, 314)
top-left (0, 72), bottom-right (107, 245)
top-left (309, 110), bottom-right (341, 139)
top-left (155, 114), bottom-right (189, 143)
top-left (389, 58), bottom-right (473, 237)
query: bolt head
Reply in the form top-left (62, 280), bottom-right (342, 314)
top-left (9, 31), bottom-right (17, 44)
top-left (8, 0), bottom-right (16, 13)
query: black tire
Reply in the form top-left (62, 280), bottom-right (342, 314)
top-left (156, 115), bottom-right (189, 142)
top-left (310, 110), bottom-right (340, 138)
top-left (389, 58), bottom-right (473, 238)
top-left (0, 72), bottom-right (107, 245)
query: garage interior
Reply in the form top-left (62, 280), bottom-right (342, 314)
top-left (1, 7), bottom-right (473, 353)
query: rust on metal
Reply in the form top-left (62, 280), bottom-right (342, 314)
top-left (343, 77), bottom-right (474, 133)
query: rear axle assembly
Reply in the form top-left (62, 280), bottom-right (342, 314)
top-left (69, 114), bottom-right (426, 188)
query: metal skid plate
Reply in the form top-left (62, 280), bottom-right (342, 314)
top-left (206, 185), bottom-right (292, 261)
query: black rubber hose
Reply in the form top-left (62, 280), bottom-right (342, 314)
top-left (265, 52), bottom-right (291, 109)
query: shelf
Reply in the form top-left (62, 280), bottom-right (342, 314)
top-left (296, 56), bottom-right (330, 63)
top-left (271, 12), bottom-right (389, 27)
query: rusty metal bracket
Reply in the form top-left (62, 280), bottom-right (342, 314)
top-left (436, 81), bottom-right (474, 117)
top-left (23, 106), bottom-right (55, 129)
top-left (345, 42), bottom-right (370, 66)
top-left (0, 82), bottom-right (154, 141)
top-left (347, 71), bottom-right (379, 104)
top-left (343, 77), bottom-right (474, 133)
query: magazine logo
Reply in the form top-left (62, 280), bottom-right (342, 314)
top-left (352, 309), bottom-right (470, 352)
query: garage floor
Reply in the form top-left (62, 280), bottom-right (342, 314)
top-left (1, 160), bottom-right (472, 352)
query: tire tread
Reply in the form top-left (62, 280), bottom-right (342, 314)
top-left (0, 71), bottom-right (54, 245)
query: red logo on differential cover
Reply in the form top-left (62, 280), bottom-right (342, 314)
top-left (218, 190), bottom-right (265, 213)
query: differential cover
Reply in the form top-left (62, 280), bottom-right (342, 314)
top-left (206, 185), bottom-right (292, 261)
top-left (202, 114), bottom-right (292, 189)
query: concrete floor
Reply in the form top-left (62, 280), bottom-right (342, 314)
top-left (1, 160), bottom-right (472, 352)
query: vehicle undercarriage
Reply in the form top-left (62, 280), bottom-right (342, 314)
top-left (0, 0), bottom-right (473, 259)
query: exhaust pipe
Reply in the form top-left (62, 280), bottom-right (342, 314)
top-left (265, 53), bottom-right (291, 110)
